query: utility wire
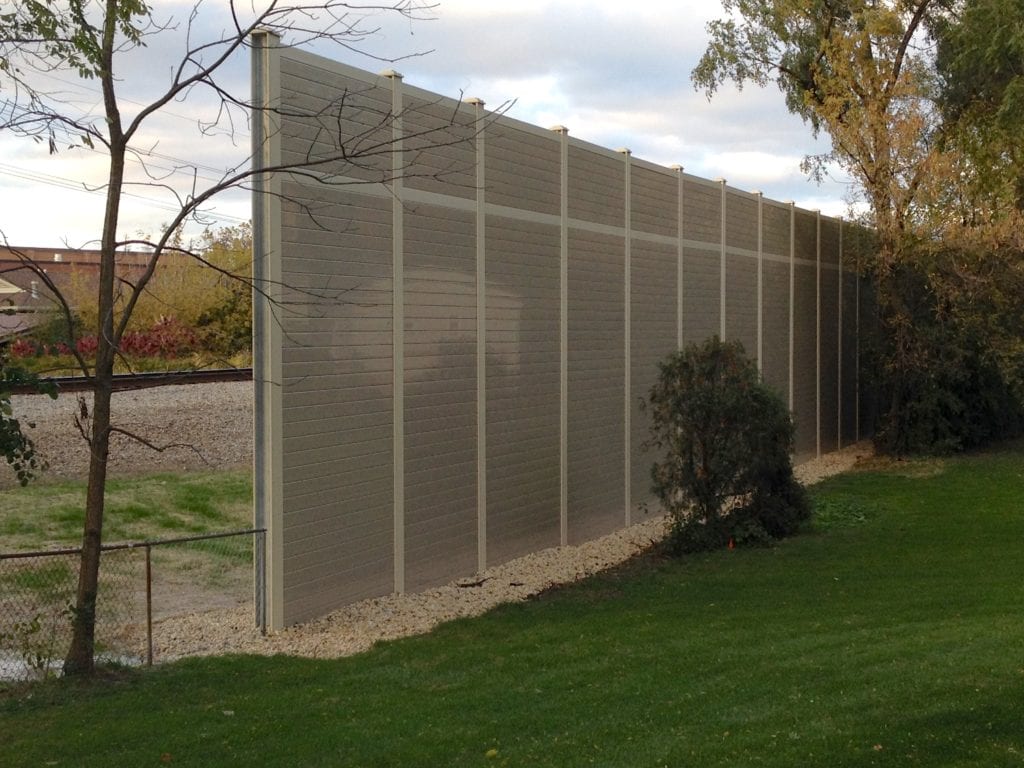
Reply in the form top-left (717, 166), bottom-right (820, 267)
top-left (25, 69), bottom-right (252, 141)
top-left (0, 162), bottom-right (248, 224)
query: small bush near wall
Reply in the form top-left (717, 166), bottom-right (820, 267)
top-left (644, 337), bottom-right (810, 553)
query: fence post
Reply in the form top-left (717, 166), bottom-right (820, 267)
top-left (255, 529), bottom-right (267, 634)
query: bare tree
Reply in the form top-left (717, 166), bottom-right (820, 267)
top-left (0, 0), bottom-right (494, 675)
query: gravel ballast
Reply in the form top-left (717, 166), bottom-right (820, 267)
top-left (2, 382), bottom-right (870, 662)
top-left (2, 381), bottom-right (253, 488)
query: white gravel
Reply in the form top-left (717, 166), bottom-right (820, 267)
top-left (2, 382), bottom-right (871, 662)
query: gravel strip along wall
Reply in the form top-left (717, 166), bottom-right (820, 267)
top-left (152, 442), bottom-right (870, 662)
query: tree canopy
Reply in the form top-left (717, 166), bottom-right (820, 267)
top-left (933, 0), bottom-right (1024, 216)
top-left (694, 0), bottom-right (1024, 454)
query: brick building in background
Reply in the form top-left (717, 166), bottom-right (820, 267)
top-left (0, 246), bottom-right (185, 340)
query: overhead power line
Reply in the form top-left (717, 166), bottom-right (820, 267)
top-left (0, 162), bottom-right (248, 224)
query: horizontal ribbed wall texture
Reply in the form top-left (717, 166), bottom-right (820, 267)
top-left (254, 43), bottom-right (872, 628)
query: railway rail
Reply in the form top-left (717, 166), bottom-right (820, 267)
top-left (8, 367), bottom-right (253, 394)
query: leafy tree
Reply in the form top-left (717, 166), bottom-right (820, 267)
top-left (694, 0), bottom-right (1024, 454)
top-left (932, 0), bottom-right (1024, 216)
top-left (644, 338), bottom-right (809, 554)
top-left (0, 1), bottom-right (483, 675)
top-left (191, 224), bottom-right (253, 358)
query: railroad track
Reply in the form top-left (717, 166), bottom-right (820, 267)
top-left (9, 367), bottom-right (253, 394)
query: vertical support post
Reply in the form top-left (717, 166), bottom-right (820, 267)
top-left (671, 165), bottom-right (684, 349)
top-left (145, 544), bottom-right (153, 666)
top-left (787, 201), bottom-right (795, 413)
top-left (855, 235), bottom-right (861, 442)
top-left (717, 178), bottom-right (727, 340)
top-left (754, 191), bottom-right (764, 372)
top-left (618, 148), bottom-right (632, 527)
top-left (837, 216), bottom-right (844, 449)
top-left (815, 210), bottom-right (822, 458)
top-left (553, 125), bottom-right (569, 547)
top-left (251, 29), bottom-right (282, 630)
top-left (383, 69), bottom-right (406, 594)
top-left (468, 98), bottom-right (487, 573)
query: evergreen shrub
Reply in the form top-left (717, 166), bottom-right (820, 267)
top-left (644, 337), bottom-right (810, 554)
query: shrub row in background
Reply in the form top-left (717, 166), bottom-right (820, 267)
top-left (11, 316), bottom-right (200, 361)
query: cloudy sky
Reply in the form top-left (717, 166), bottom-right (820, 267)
top-left (0, 0), bottom-right (856, 250)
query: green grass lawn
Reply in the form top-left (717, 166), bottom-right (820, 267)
top-left (0, 471), bottom-right (255, 669)
top-left (0, 470), bottom-right (253, 550)
top-left (1, 446), bottom-right (1022, 767)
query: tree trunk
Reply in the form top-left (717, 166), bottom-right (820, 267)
top-left (63, 0), bottom-right (123, 676)
top-left (62, 380), bottom-right (113, 675)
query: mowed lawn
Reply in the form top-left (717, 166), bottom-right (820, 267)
top-left (2, 445), bottom-right (1022, 767)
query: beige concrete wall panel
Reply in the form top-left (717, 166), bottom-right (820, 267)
top-left (282, 428), bottom-right (392, 465)
top-left (567, 229), bottom-right (625, 544)
top-left (857, 277), bottom-right (877, 438)
top-left (402, 95), bottom-right (477, 199)
top-left (485, 216), bottom-right (561, 565)
top-left (403, 204), bottom-right (478, 591)
top-left (282, 511), bottom-right (391, 573)
top-left (280, 237), bottom-right (394, 271)
top-left (281, 335), bottom-right (394, 363)
top-left (281, 523), bottom-right (392, 623)
top-left (631, 166), bottom-right (677, 237)
top-left (280, 479), bottom-right (392, 522)
top-left (630, 240), bottom-right (677, 511)
top-left (282, 405), bottom-right (390, 441)
top-left (280, 57), bottom-right (393, 183)
top-left (282, 363), bottom-right (393, 394)
top-left (725, 253), bottom-right (758, 356)
top-left (819, 266), bottom-right (840, 451)
top-left (761, 202), bottom-right (791, 259)
top-left (278, 182), bottom-right (394, 625)
top-left (282, 493), bottom-right (392, 540)
top-left (485, 126), bottom-right (561, 214)
top-left (726, 192), bottom-right (758, 251)
top-left (841, 270), bottom-right (858, 444)
top-left (568, 146), bottom-right (626, 227)
top-left (281, 442), bottom-right (391, 485)
top-left (281, 346), bottom-right (393, 378)
top-left (761, 259), bottom-right (790, 398)
top-left (682, 179), bottom-right (721, 245)
top-left (793, 209), bottom-right (817, 264)
top-left (820, 217), bottom-right (841, 266)
top-left (681, 248), bottom-right (720, 344)
top-left (792, 262), bottom-right (817, 459)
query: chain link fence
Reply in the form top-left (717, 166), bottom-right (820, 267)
top-left (0, 529), bottom-right (264, 684)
